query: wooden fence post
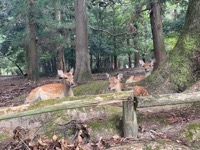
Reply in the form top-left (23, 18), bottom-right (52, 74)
top-left (123, 93), bottom-right (138, 138)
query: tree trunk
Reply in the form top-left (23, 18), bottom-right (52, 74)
top-left (146, 0), bottom-right (200, 94)
top-left (113, 37), bottom-right (118, 69)
top-left (55, 0), bottom-right (66, 72)
top-left (150, 1), bottom-right (166, 70)
top-left (127, 39), bottom-right (132, 68)
top-left (134, 51), bottom-right (140, 68)
top-left (26, 0), bottom-right (39, 82)
top-left (74, 0), bottom-right (92, 83)
top-left (134, 38), bottom-right (140, 67)
top-left (56, 50), bottom-right (66, 71)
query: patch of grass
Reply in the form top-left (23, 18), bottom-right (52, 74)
top-left (88, 114), bottom-right (123, 135)
top-left (144, 145), bottom-right (160, 150)
top-left (180, 123), bottom-right (200, 142)
top-left (74, 80), bottom-right (108, 96)
top-left (138, 111), bottom-right (168, 125)
top-left (0, 133), bottom-right (9, 141)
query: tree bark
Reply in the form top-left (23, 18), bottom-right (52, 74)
top-left (134, 51), bottom-right (140, 68)
top-left (134, 38), bottom-right (140, 68)
top-left (26, 0), bottom-right (39, 82)
top-left (127, 39), bottom-right (132, 68)
top-left (150, 1), bottom-right (166, 70)
top-left (113, 37), bottom-right (118, 69)
top-left (74, 0), bottom-right (92, 83)
top-left (55, 0), bottom-right (66, 72)
top-left (146, 0), bottom-right (200, 94)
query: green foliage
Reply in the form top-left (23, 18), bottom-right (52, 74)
top-left (0, 0), bottom-right (75, 75)
top-left (0, 0), bottom-right (188, 74)
top-left (163, 0), bottom-right (188, 52)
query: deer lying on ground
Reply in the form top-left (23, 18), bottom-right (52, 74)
top-left (25, 68), bottom-right (75, 103)
top-left (106, 73), bottom-right (149, 96)
top-left (106, 73), bottom-right (124, 92)
top-left (125, 59), bottom-right (154, 84)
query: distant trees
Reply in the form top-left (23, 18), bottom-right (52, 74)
top-left (0, 0), bottom-right (189, 81)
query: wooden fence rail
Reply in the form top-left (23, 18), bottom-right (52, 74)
top-left (1, 91), bottom-right (200, 137)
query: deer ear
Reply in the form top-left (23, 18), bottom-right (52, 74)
top-left (150, 59), bottom-right (155, 66)
top-left (70, 68), bottom-right (74, 74)
top-left (58, 70), bottom-right (64, 78)
top-left (139, 60), bottom-right (145, 66)
top-left (106, 73), bottom-right (110, 78)
top-left (118, 73), bottom-right (123, 80)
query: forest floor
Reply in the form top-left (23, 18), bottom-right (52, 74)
top-left (0, 72), bottom-right (200, 149)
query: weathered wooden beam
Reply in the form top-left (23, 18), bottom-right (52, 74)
top-left (0, 91), bottom-right (132, 121)
top-left (0, 91), bottom-right (200, 121)
top-left (137, 91), bottom-right (200, 108)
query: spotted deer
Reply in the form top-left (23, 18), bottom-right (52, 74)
top-left (126, 59), bottom-right (154, 84)
top-left (106, 73), bottom-right (149, 96)
top-left (25, 68), bottom-right (75, 103)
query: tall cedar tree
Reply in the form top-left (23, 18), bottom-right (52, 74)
top-left (74, 0), bottom-right (92, 82)
top-left (26, 0), bottom-right (39, 82)
top-left (150, 1), bottom-right (166, 70)
top-left (55, 0), bottom-right (66, 72)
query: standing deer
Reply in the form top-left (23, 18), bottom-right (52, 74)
top-left (25, 68), bottom-right (75, 103)
top-left (106, 73), bottom-right (149, 96)
top-left (126, 59), bottom-right (154, 84)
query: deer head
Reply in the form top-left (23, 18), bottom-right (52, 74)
top-left (58, 68), bottom-right (75, 87)
top-left (106, 73), bottom-right (123, 92)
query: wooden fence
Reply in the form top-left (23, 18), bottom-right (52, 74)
top-left (1, 91), bottom-right (200, 137)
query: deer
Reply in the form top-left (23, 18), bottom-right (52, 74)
top-left (125, 59), bottom-right (154, 84)
top-left (25, 68), bottom-right (75, 103)
top-left (106, 73), bottom-right (123, 92)
top-left (106, 73), bottom-right (149, 96)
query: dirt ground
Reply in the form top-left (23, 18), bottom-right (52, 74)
top-left (0, 75), bottom-right (61, 107)
top-left (0, 73), bottom-right (200, 149)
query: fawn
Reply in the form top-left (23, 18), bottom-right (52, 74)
top-left (25, 68), bottom-right (75, 103)
top-left (106, 73), bottom-right (149, 96)
top-left (126, 59), bottom-right (154, 84)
